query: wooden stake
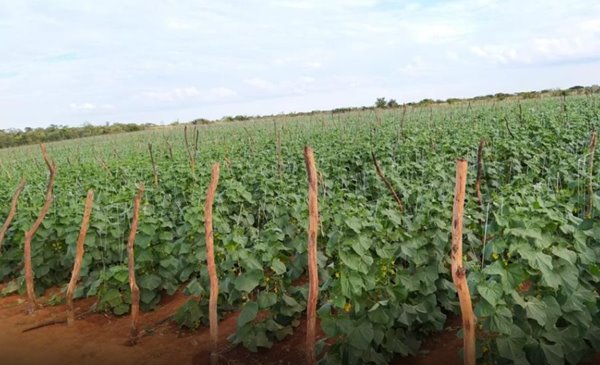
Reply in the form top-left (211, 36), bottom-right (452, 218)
top-left (275, 122), bottom-right (283, 180)
top-left (304, 146), bottom-right (319, 365)
top-left (204, 163), bottom-right (220, 365)
top-left (0, 177), bottom-right (26, 252)
top-left (166, 141), bottom-right (174, 161)
top-left (184, 126), bottom-right (196, 171)
top-left (371, 152), bottom-right (404, 212)
top-left (194, 127), bottom-right (200, 154)
top-left (475, 139), bottom-right (485, 209)
top-left (148, 143), bottom-right (159, 187)
top-left (504, 116), bottom-right (515, 139)
top-left (66, 190), bottom-right (94, 326)
top-left (587, 131), bottom-right (598, 218)
top-left (127, 184), bottom-right (144, 344)
top-left (451, 159), bottom-right (476, 365)
top-left (24, 144), bottom-right (56, 314)
top-left (0, 159), bottom-right (12, 179)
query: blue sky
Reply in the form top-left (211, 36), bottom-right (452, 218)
top-left (1, 0), bottom-right (599, 129)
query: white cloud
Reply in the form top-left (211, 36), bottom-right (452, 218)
top-left (142, 87), bottom-right (200, 102)
top-left (70, 103), bottom-right (114, 111)
top-left (209, 87), bottom-right (236, 98)
top-left (409, 23), bottom-right (468, 44)
top-left (244, 77), bottom-right (275, 90)
top-left (142, 86), bottom-right (235, 103)
top-left (165, 18), bottom-right (197, 30)
top-left (304, 61), bottom-right (323, 69)
top-left (580, 19), bottom-right (600, 32)
top-left (1, 0), bottom-right (600, 128)
top-left (471, 45), bottom-right (521, 64)
top-left (398, 56), bottom-right (427, 76)
top-left (272, 0), bottom-right (377, 10)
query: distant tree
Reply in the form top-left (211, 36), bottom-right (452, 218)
top-left (0, 122), bottom-right (154, 149)
top-left (387, 99), bottom-right (399, 108)
top-left (375, 97), bottom-right (387, 108)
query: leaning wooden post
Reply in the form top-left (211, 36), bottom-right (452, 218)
top-left (304, 146), bottom-right (319, 365)
top-left (586, 131), bottom-right (597, 218)
top-left (127, 184), bottom-right (144, 344)
top-left (0, 176), bottom-right (26, 252)
top-left (204, 163), bottom-right (220, 365)
top-left (371, 152), bottom-right (404, 212)
top-left (66, 190), bottom-right (94, 326)
top-left (24, 144), bottom-right (56, 314)
top-left (451, 159), bottom-right (476, 365)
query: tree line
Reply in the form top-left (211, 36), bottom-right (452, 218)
top-left (0, 123), bottom-right (152, 149)
top-left (2, 85), bottom-right (598, 149)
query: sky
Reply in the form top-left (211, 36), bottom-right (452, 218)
top-left (1, 0), bottom-right (599, 129)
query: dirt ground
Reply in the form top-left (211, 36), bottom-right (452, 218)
top-left (1, 289), bottom-right (596, 365)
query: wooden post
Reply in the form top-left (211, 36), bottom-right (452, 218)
top-left (24, 144), bottom-right (56, 314)
top-left (304, 146), bottom-right (319, 365)
top-left (275, 121), bottom-right (283, 180)
top-left (451, 159), bottom-right (476, 365)
top-left (475, 139), bottom-right (485, 209)
top-left (148, 143), bottom-right (159, 187)
top-left (0, 177), bottom-right (26, 252)
top-left (184, 126), bottom-right (196, 171)
top-left (66, 190), bottom-right (94, 326)
top-left (371, 152), bottom-right (404, 212)
top-left (128, 184), bottom-right (144, 344)
top-left (587, 131), bottom-right (598, 218)
top-left (204, 163), bottom-right (220, 365)
top-left (504, 116), bottom-right (515, 139)
top-left (0, 159), bottom-right (11, 179)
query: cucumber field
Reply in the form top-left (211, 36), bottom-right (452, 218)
top-left (1, 95), bottom-right (599, 365)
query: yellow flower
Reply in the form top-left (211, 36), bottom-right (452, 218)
top-left (344, 302), bottom-right (352, 313)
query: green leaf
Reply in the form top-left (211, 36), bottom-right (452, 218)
top-left (140, 288), bottom-right (157, 304)
top-left (114, 303), bottom-right (129, 315)
top-left (102, 288), bottom-right (122, 307)
top-left (282, 294), bottom-right (299, 307)
top-left (551, 247), bottom-right (577, 264)
top-left (138, 274), bottom-right (161, 290)
top-left (344, 217), bottom-right (363, 233)
top-left (111, 266), bottom-right (129, 283)
top-left (159, 231), bottom-right (174, 241)
top-left (257, 292), bottom-right (277, 308)
top-left (237, 301), bottom-right (259, 327)
top-left (477, 281), bottom-right (503, 307)
top-left (490, 307), bottom-right (513, 334)
top-left (497, 334), bottom-right (529, 364)
top-left (523, 297), bottom-right (547, 326)
top-left (339, 251), bottom-right (369, 274)
top-left (270, 258), bottom-right (286, 275)
top-left (517, 244), bottom-right (553, 274)
top-left (234, 270), bottom-right (262, 292)
top-left (507, 227), bottom-right (543, 241)
top-left (383, 209), bottom-right (402, 226)
top-left (541, 342), bottom-right (564, 365)
top-left (348, 322), bottom-right (374, 350)
top-left (185, 278), bottom-right (204, 296)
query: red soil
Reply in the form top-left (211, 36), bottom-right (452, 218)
top-left (0, 288), bottom-right (597, 365)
